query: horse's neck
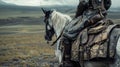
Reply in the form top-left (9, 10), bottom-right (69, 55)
top-left (51, 11), bottom-right (71, 37)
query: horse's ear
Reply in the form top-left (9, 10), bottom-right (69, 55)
top-left (41, 8), bottom-right (46, 14)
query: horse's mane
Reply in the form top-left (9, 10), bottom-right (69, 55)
top-left (50, 10), bottom-right (71, 25)
top-left (50, 10), bottom-right (72, 36)
top-left (48, 10), bottom-right (72, 62)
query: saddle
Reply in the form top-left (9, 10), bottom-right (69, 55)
top-left (71, 19), bottom-right (118, 61)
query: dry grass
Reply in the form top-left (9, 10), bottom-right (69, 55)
top-left (0, 25), bottom-right (55, 67)
top-left (0, 18), bottom-right (119, 66)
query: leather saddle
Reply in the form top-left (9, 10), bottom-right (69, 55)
top-left (71, 19), bottom-right (118, 61)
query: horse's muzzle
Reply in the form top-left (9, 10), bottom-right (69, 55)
top-left (45, 35), bottom-right (52, 41)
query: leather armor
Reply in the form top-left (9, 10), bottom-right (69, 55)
top-left (75, 0), bottom-right (111, 18)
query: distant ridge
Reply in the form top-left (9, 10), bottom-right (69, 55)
top-left (0, 0), bottom-right (6, 5)
top-left (0, 0), bottom-right (119, 14)
top-left (0, 0), bottom-right (15, 6)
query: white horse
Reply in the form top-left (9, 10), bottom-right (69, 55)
top-left (42, 9), bottom-right (72, 63)
top-left (42, 9), bottom-right (120, 67)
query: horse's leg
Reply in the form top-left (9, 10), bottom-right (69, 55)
top-left (55, 39), bottom-right (63, 63)
top-left (110, 28), bottom-right (120, 67)
top-left (114, 36), bottom-right (120, 67)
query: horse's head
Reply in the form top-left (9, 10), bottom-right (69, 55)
top-left (42, 8), bottom-right (55, 41)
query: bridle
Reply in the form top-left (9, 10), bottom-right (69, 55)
top-left (42, 8), bottom-right (67, 46)
top-left (43, 10), bottom-right (55, 41)
top-left (45, 18), bottom-right (55, 34)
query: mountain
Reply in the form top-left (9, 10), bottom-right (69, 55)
top-left (0, 0), bottom-right (7, 5)
top-left (0, 0), bottom-right (15, 6)
top-left (0, 0), bottom-right (78, 6)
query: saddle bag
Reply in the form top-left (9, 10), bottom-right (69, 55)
top-left (71, 24), bottom-right (119, 61)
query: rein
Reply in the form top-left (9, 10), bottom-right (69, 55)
top-left (51, 22), bottom-right (67, 46)
top-left (51, 17), bottom-right (82, 46)
top-left (50, 18), bottom-right (73, 46)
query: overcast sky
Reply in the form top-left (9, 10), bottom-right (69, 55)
top-left (2, 0), bottom-right (120, 7)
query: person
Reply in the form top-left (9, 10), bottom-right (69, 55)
top-left (59, 0), bottom-right (111, 67)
